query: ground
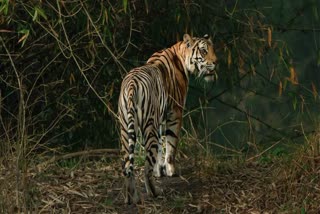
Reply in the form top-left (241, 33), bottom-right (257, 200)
top-left (1, 151), bottom-right (319, 214)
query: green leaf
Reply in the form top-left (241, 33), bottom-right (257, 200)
top-left (312, 5), bottom-right (319, 21)
top-left (36, 7), bottom-right (48, 20)
top-left (123, 0), bottom-right (128, 13)
top-left (272, 147), bottom-right (287, 157)
top-left (33, 7), bottom-right (47, 22)
top-left (144, 0), bottom-right (149, 14)
top-left (0, 0), bottom-right (9, 15)
top-left (293, 96), bottom-right (297, 111)
top-left (18, 29), bottom-right (30, 47)
top-left (103, 26), bottom-right (112, 43)
top-left (32, 8), bottom-right (38, 21)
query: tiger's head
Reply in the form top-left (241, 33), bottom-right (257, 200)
top-left (183, 34), bottom-right (218, 81)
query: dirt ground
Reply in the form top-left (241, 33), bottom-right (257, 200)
top-left (3, 154), bottom-right (318, 214)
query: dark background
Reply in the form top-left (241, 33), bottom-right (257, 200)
top-left (0, 0), bottom-right (319, 157)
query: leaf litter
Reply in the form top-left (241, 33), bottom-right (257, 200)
top-left (1, 153), bottom-right (319, 213)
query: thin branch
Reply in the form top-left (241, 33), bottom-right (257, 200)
top-left (275, 26), bottom-right (320, 32)
top-left (215, 97), bottom-right (286, 136)
top-left (80, 0), bottom-right (127, 75)
top-left (52, 0), bottom-right (118, 119)
top-left (246, 138), bottom-right (284, 162)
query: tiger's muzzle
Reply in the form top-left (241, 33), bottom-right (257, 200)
top-left (203, 64), bottom-right (218, 81)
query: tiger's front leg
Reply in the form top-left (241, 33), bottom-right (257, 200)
top-left (163, 110), bottom-right (182, 177)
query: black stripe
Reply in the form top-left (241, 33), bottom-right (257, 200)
top-left (173, 54), bottom-right (188, 82)
top-left (128, 123), bottom-right (134, 131)
top-left (122, 144), bottom-right (129, 153)
top-left (146, 155), bottom-right (153, 166)
top-left (165, 129), bottom-right (178, 138)
top-left (167, 141), bottom-right (177, 150)
top-left (151, 155), bottom-right (156, 164)
top-left (129, 144), bottom-right (135, 154)
top-left (147, 149), bottom-right (157, 164)
top-left (150, 143), bottom-right (159, 152)
top-left (130, 157), bottom-right (134, 164)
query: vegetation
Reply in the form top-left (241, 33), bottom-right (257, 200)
top-left (0, 0), bottom-right (319, 212)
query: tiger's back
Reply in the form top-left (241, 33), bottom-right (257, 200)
top-left (118, 66), bottom-right (168, 146)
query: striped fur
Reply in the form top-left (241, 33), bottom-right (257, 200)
top-left (118, 34), bottom-right (217, 204)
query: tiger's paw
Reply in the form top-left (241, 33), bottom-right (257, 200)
top-left (163, 162), bottom-right (177, 177)
top-left (147, 186), bottom-right (164, 198)
top-left (125, 189), bottom-right (140, 205)
top-left (153, 164), bottom-right (162, 177)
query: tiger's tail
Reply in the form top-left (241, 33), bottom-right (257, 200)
top-left (124, 84), bottom-right (136, 177)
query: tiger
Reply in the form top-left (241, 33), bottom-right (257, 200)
top-left (118, 34), bottom-right (218, 204)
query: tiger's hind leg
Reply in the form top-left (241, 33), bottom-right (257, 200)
top-left (121, 123), bottom-right (140, 204)
top-left (124, 170), bottom-right (139, 204)
top-left (144, 128), bottom-right (163, 197)
top-left (163, 110), bottom-right (182, 177)
top-left (153, 124), bottom-right (164, 178)
top-left (122, 151), bottom-right (140, 204)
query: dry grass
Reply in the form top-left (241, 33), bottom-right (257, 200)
top-left (0, 133), bottom-right (319, 213)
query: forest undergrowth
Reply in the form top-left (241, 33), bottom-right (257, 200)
top-left (1, 130), bottom-right (319, 214)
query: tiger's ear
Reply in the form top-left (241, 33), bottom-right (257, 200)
top-left (203, 34), bottom-right (212, 42)
top-left (183, 34), bottom-right (194, 48)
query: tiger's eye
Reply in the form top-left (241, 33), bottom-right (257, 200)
top-left (200, 49), bottom-right (207, 56)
